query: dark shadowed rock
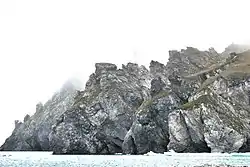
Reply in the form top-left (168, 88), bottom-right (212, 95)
top-left (95, 63), bottom-right (117, 76)
top-left (123, 91), bottom-right (181, 154)
top-left (49, 62), bottom-right (151, 154)
top-left (150, 77), bottom-right (166, 96)
top-left (2, 45), bottom-right (250, 154)
top-left (23, 114), bottom-right (30, 123)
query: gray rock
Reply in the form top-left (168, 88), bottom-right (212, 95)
top-left (3, 45), bottom-right (250, 155)
top-left (49, 63), bottom-right (151, 154)
top-left (95, 63), bottom-right (117, 75)
top-left (23, 114), bottom-right (30, 123)
top-left (0, 79), bottom-right (81, 151)
top-left (168, 110), bottom-right (196, 152)
top-left (122, 91), bottom-right (181, 154)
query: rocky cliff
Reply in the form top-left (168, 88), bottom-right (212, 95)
top-left (2, 44), bottom-right (250, 154)
top-left (0, 79), bottom-right (82, 151)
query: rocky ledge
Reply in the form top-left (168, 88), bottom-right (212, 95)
top-left (2, 44), bottom-right (250, 155)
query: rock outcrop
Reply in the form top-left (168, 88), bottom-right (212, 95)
top-left (2, 44), bottom-right (250, 154)
top-left (49, 63), bottom-right (151, 154)
top-left (0, 79), bottom-right (82, 151)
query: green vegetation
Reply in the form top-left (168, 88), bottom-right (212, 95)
top-left (137, 90), bottom-right (169, 113)
top-left (140, 99), bottom-right (153, 110)
top-left (153, 91), bottom-right (169, 100)
top-left (184, 50), bottom-right (250, 93)
top-left (220, 65), bottom-right (250, 80)
top-left (181, 92), bottom-right (245, 133)
top-left (181, 94), bottom-right (209, 110)
top-left (197, 75), bottom-right (220, 92)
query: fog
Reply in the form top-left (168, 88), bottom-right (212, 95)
top-left (0, 0), bottom-right (249, 145)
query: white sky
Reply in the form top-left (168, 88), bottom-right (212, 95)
top-left (0, 0), bottom-right (250, 145)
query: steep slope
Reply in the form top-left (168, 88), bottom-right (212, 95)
top-left (123, 47), bottom-right (250, 154)
top-left (166, 49), bottom-right (250, 153)
top-left (0, 79), bottom-right (81, 151)
top-left (49, 63), bottom-right (151, 154)
top-left (123, 47), bottom-right (221, 154)
top-left (2, 45), bottom-right (250, 154)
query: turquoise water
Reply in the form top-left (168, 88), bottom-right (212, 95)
top-left (0, 152), bottom-right (250, 167)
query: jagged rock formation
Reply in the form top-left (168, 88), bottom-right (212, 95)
top-left (49, 63), bottom-right (151, 154)
top-left (2, 44), bottom-right (250, 154)
top-left (0, 79), bottom-right (82, 151)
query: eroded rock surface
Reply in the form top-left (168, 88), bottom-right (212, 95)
top-left (0, 79), bottom-right (82, 151)
top-left (2, 45), bottom-right (250, 154)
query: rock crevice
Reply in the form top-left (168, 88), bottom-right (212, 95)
top-left (2, 45), bottom-right (250, 154)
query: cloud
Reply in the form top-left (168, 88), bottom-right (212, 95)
top-left (0, 0), bottom-right (250, 145)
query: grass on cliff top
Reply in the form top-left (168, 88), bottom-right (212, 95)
top-left (186, 50), bottom-right (250, 92)
top-left (220, 51), bottom-right (250, 78)
top-left (185, 50), bottom-right (250, 78)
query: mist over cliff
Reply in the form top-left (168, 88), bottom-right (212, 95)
top-left (2, 44), bottom-right (250, 154)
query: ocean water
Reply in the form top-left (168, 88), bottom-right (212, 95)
top-left (0, 152), bottom-right (250, 167)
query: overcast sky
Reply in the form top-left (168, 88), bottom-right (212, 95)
top-left (0, 0), bottom-right (250, 145)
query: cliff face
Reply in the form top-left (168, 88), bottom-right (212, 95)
top-left (49, 63), bottom-right (151, 154)
top-left (0, 80), bottom-right (81, 151)
top-left (2, 45), bottom-right (250, 154)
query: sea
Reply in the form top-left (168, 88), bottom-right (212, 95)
top-left (0, 152), bottom-right (250, 167)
